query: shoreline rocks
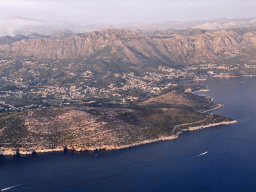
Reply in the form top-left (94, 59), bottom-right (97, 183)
top-left (0, 120), bottom-right (238, 156)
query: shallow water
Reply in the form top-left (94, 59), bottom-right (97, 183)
top-left (1, 77), bottom-right (256, 192)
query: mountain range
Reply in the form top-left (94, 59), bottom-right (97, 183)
top-left (0, 27), bottom-right (256, 68)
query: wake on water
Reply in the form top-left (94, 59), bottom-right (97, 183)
top-left (0, 152), bottom-right (209, 191)
top-left (191, 151), bottom-right (208, 159)
top-left (1, 183), bottom-right (27, 191)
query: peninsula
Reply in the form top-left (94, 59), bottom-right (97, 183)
top-left (0, 90), bottom-right (237, 156)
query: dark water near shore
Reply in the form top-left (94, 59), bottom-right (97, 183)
top-left (1, 77), bottom-right (256, 192)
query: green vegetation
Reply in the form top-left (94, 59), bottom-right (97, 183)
top-left (0, 112), bottom-right (27, 148)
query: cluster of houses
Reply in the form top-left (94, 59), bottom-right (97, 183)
top-left (2, 58), bottom-right (250, 112)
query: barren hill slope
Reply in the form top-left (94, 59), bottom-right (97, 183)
top-left (1, 28), bottom-right (256, 66)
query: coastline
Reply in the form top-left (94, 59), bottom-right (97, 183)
top-left (192, 89), bottom-right (209, 94)
top-left (0, 76), bottom-right (237, 156)
top-left (0, 76), bottom-right (240, 156)
top-left (211, 75), bottom-right (256, 79)
top-left (192, 88), bottom-right (224, 113)
top-left (200, 103), bottom-right (224, 113)
top-left (0, 120), bottom-right (238, 156)
top-left (185, 120), bottom-right (238, 131)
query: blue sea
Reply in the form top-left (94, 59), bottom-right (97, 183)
top-left (1, 77), bottom-right (256, 192)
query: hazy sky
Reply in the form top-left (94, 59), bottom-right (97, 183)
top-left (1, 0), bottom-right (256, 24)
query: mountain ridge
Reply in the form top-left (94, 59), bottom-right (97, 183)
top-left (0, 28), bottom-right (256, 66)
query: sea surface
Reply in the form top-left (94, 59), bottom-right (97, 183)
top-left (1, 77), bottom-right (256, 192)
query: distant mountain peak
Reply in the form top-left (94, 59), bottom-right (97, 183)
top-left (1, 16), bottom-right (42, 22)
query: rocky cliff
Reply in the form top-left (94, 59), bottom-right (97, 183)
top-left (1, 28), bottom-right (256, 65)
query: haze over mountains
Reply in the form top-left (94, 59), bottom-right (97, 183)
top-left (0, 17), bottom-right (104, 37)
top-left (1, 17), bottom-right (256, 37)
top-left (1, 17), bottom-right (256, 73)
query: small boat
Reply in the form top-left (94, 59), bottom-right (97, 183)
top-left (191, 151), bottom-right (208, 159)
top-left (200, 151), bottom-right (208, 155)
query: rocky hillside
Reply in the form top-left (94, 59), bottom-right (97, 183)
top-left (0, 28), bottom-right (256, 66)
top-left (0, 91), bottom-right (231, 155)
